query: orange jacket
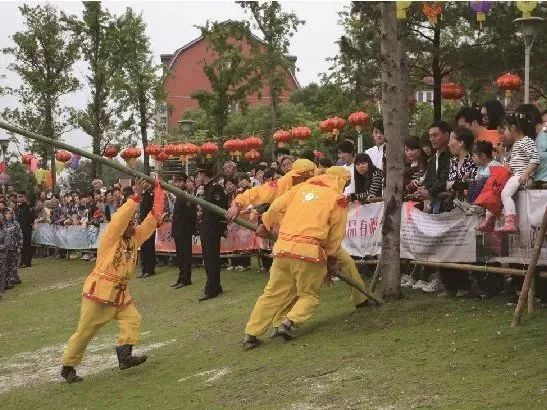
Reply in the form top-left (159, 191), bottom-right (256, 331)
top-left (232, 159), bottom-right (316, 208)
top-left (82, 197), bottom-right (158, 308)
top-left (262, 174), bottom-right (348, 264)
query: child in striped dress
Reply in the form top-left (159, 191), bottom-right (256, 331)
top-left (497, 112), bottom-right (540, 232)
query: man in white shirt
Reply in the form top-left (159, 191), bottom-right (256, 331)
top-left (337, 140), bottom-right (356, 195)
top-left (365, 120), bottom-right (386, 171)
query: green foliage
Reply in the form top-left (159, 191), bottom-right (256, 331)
top-left (323, 3), bottom-right (382, 104)
top-left (6, 160), bottom-right (37, 195)
top-left (63, 2), bottom-right (121, 178)
top-left (111, 8), bottom-right (165, 175)
top-left (1, 4), bottom-right (79, 173)
top-left (239, 1), bottom-right (305, 132)
top-left (192, 21), bottom-right (262, 138)
top-left (67, 160), bottom-right (94, 194)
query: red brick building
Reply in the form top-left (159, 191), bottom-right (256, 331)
top-left (160, 26), bottom-right (300, 132)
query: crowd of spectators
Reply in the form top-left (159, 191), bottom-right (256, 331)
top-left (5, 99), bottom-right (547, 300)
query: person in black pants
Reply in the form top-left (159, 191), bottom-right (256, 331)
top-left (16, 192), bottom-right (34, 269)
top-left (170, 174), bottom-right (197, 289)
top-left (195, 163), bottom-right (228, 301)
top-left (138, 185), bottom-right (156, 278)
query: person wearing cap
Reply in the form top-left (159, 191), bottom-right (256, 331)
top-left (225, 158), bottom-right (317, 221)
top-left (195, 162), bottom-right (228, 301)
top-left (60, 179), bottom-right (162, 383)
top-left (227, 160), bottom-right (370, 318)
top-left (170, 174), bottom-right (197, 289)
top-left (243, 166), bottom-right (350, 348)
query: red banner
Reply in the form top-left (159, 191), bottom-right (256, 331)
top-left (155, 220), bottom-right (270, 255)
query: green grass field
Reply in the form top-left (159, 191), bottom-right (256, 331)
top-left (0, 258), bottom-right (545, 409)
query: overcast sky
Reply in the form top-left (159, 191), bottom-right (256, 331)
top-left (0, 1), bottom-right (347, 150)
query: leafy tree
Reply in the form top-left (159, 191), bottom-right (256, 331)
top-left (64, 2), bottom-right (120, 179)
top-left (6, 161), bottom-right (37, 198)
top-left (192, 21), bottom-right (262, 139)
top-left (1, 4), bottom-right (79, 188)
top-left (323, 2), bottom-right (382, 104)
top-left (239, 1), bottom-right (304, 150)
top-left (111, 8), bottom-right (165, 176)
top-left (289, 83), bottom-right (356, 119)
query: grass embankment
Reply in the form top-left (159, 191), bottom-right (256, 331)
top-left (0, 259), bottom-right (545, 409)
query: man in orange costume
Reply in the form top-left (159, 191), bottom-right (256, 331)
top-left (61, 179), bottom-right (161, 383)
top-left (243, 167), bottom-right (351, 349)
top-left (226, 160), bottom-right (369, 320)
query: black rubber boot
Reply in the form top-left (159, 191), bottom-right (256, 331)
top-left (243, 334), bottom-right (262, 350)
top-left (115, 344), bottom-right (147, 370)
top-left (61, 366), bottom-right (83, 383)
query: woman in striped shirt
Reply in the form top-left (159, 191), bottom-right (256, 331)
top-left (349, 153), bottom-right (383, 203)
top-left (497, 112), bottom-right (540, 232)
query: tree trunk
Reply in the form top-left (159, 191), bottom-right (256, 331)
top-left (379, 1), bottom-right (407, 300)
top-left (432, 23), bottom-right (442, 122)
top-left (44, 99), bottom-right (56, 189)
top-left (268, 63), bottom-right (278, 159)
top-left (139, 90), bottom-right (150, 176)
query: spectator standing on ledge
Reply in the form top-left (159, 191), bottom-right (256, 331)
top-left (170, 175), bottom-right (197, 289)
top-left (337, 140), bottom-right (356, 195)
top-left (195, 162), bottom-right (228, 301)
top-left (365, 120), bottom-right (386, 171)
top-left (414, 121), bottom-right (452, 214)
top-left (15, 192), bottom-right (33, 268)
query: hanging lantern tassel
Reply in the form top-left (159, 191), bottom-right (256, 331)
top-left (423, 2), bottom-right (443, 26)
top-left (396, 1), bottom-right (411, 20)
top-left (516, 1), bottom-right (538, 18)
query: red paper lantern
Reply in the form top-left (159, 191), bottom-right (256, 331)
top-left (273, 130), bottom-right (292, 147)
top-left (441, 83), bottom-right (466, 100)
top-left (201, 142), bottom-right (219, 159)
top-left (223, 139), bottom-right (237, 155)
top-left (330, 116), bottom-right (346, 138)
top-left (22, 153), bottom-right (34, 165)
top-left (348, 111), bottom-right (370, 131)
top-left (496, 73), bottom-right (523, 97)
top-left (233, 139), bottom-right (247, 155)
top-left (423, 2), bottom-right (443, 25)
top-left (319, 119), bottom-right (334, 134)
top-left (163, 144), bottom-right (178, 157)
top-left (120, 147), bottom-right (141, 168)
top-left (144, 143), bottom-right (162, 157)
top-left (155, 150), bottom-right (170, 162)
top-left (291, 126), bottom-right (312, 145)
top-left (244, 136), bottom-right (263, 150)
top-left (55, 150), bottom-right (72, 163)
top-left (103, 146), bottom-right (119, 158)
top-left (244, 149), bottom-right (261, 162)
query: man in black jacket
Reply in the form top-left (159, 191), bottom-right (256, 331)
top-left (415, 121), bottom-right (452, 214)
top-left (170, 174), bottom-right (197, 289)
top-left (138, 185), bottom-right (156, 278)
top-left (16, 192), bottom-right (34, 269)
top-left (195, 163), bottom-right (228, 301)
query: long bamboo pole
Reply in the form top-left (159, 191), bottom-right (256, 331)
top-left (0, 120), bottom-right (258, 232)
top-left (511, 205), bottom-right (547, 327)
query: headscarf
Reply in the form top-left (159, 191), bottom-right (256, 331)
top-left (325, 166), bottom-right (351, 192)
top-left (288, 158), bottom-right (316, 175)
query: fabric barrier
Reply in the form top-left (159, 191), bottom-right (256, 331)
top-left (33, 218), bottom-right (269, 255)
top-left (342, 190), bottom-right (547, 265)
top-left (31, 190), bottom-right (546, 264)
top-left (155, 221), bottom-right (270, 254)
